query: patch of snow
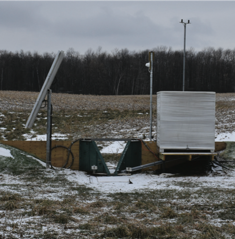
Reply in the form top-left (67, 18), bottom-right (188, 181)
top-left (64, 169), bottom-right (235, 194)
top-left (0, 147), bottom-right (12, 158)
top-left (106, 162), bottom-right (117, 173)
top-left (23, 133), bottom-right (68, 141)
top-left (100, 141), bottom-right (126, 153)
top-left (97, 177), bottom-right (129, 184)
top-left (215, 132), bottom-right (235, 141)
top-left (0, 174), bottom-right (25, 185)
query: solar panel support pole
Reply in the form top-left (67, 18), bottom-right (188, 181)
top-left (149, 51), bottom-right (153, 140)
top-left (46, 89), bottom-right (52, 168)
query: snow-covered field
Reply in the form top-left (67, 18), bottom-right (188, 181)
top-left (0, 142), bottom-right (235, 238)
top-left (1, 92), bottom-right (235, 238)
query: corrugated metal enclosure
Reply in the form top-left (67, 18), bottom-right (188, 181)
top-left (157, 91), bottom-right (215, 152)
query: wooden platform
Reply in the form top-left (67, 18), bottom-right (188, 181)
top-left (141, 141), bottom-right (226, 171)
top-left (159, 152), bottom-right (218, 161)
top-left (0, 140), bottom-right (227, 171)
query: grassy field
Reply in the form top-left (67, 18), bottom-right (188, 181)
top-left (0, 91), bottom-right (235, 141)
top-left (0, 91), bottom-right (156, 143)
top-left (1, 91), bottom-right (235, 238)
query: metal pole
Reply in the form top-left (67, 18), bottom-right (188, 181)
top-left (183, 23), bottom-right (186, 91)
top-left (46, 89), bottom-right (52, 168)
top-left (149, 52), bottom-right (153, 140)
top-left (180, 19), bottom-right (190, 91)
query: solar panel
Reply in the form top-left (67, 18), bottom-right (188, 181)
top-left (25, 51), bottom-right (64, 128)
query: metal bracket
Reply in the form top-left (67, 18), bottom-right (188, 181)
top-left (79, 140), bottom-right (110, 175)
top-left (91, 141), bottom-right (110, 176)
top-left (79, 140), bottom-right (141, 176)
top-left (114, 141), bottom-right (131, 175)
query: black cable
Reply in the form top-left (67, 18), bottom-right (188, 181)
top-left (69, 139), bottom-right (81, 149)
top-left (212, 160), bottom-right (232, 171)
top-left (51, 145), bottom-right (75, 169)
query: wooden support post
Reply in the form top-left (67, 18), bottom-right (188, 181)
top-left (162, 160), bottom-right (165, 173)
top-left (188, 155), bottom-right (192, 161)
top-left (159, 154), bottom-right (165, 161)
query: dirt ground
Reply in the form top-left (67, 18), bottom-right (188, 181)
top-left (0, 91), bottom-right (156, 111)
top-left (1, 90), bottom-right (234, 111)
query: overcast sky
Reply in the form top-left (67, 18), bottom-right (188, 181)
top-left (0, 1), bottom-right (234, 55)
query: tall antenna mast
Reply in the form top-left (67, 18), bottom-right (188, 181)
top-left (180, 19), bottom-right (190, 91)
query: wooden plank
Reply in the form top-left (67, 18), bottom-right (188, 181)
top-left (69, 141), bottom-right (80, 170)
top-left (161, 152), bottom-right (217, 156)
top-left (0, 141), bottom-right (47, 159)
top-left (141, 141), bottom-right (161, 171)
top-left (215, 142), bottom-right (226, 152)
top-left (211, 155), bottom-right (215, 161)
top-left (0, 140), bottom-right (80, 170)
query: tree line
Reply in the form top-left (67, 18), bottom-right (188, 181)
top-left (0, 46), bottom-right (235, 95)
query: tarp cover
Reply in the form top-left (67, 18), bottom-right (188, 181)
top-left (157, 91), bottom-right (215, 151)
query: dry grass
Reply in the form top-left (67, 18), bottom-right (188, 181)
top-left (161, 206), bottom-right (178, 219)
top-left (0, 177), bottom-right (234, 238)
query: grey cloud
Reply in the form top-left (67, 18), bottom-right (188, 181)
top-left (0, 2), bottom-right (45, 31)
top-left (0, 1), bottom-right (234, 54)
top-left (52, 9), bottom-right (157, 37)
top-left (47, 3), bottom-right (219, 52)
top-left (48, 8), bottom-right (179, 51)
top-left (187, 18), bottom-right (215, 49)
